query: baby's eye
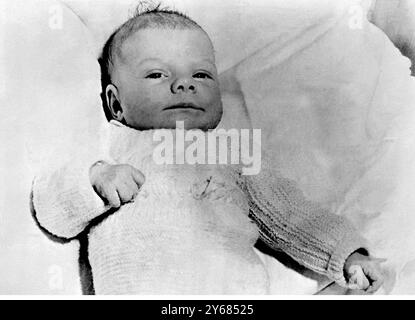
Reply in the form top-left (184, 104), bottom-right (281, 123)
top-left (145, 72), bottom-right (167, 79)
top-left (193, 72), bottom-right (213, 80)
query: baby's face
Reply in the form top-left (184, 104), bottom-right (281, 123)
top-left (110, 28), bottom-right (223, 131)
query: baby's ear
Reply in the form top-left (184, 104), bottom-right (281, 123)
top-left (106, 84), bottom-right (124, 121)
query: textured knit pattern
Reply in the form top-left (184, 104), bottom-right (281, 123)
top-left (32, 123), bottom-right (367, 294)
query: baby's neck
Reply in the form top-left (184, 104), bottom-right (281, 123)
top-left (112, 119), bottom-right (218, 132)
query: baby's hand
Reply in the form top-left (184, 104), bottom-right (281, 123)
top-left (89, 161), bottom-right (145, 208)
top-left (344, 251), bottom-right (386, 294)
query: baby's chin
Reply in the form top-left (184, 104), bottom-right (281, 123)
top-left (126, 117), bottom-right (221, 132)
top-left (163, 118), bottom-right (220, 131)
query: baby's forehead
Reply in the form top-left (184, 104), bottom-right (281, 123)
top-left (115, 28), bottom-right (216, 67)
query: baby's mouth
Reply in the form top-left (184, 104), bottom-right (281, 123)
top-left (163, 103), bottom-right (205, 112)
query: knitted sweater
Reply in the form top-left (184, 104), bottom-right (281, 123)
top-left (32, 123), bottom-right (367, 294)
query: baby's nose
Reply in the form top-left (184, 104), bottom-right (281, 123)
top-left (171, 77), bottom-right (196, 94)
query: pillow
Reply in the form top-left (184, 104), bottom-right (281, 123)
top-left (225, 0), bottom-right (414, 208)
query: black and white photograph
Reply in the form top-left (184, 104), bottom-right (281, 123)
top-left (1, 0), bottom-right (415, 299)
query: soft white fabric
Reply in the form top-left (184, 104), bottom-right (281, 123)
top-left (1, 0), bottom-right (415, 294)
top-left (32, 121), bottom-right (369, 294)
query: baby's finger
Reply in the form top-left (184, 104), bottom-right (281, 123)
top-left (121, 180), bottom-right (140, 201)
top-left (364, 267), bottom-right (384, 293)
top-left (103, 185), bottom-right (121, 208)
top-left (367, 275), bottom-right (384, 293)
top-left (348, 266), bottom-right (370, 290)
top-left (367, 281), bottom-right (382, 294)
top-left (116, 184), bottom-right (135, 203)
top-left (130, 167), bottom-right (146, 187)
top-left (359, 275), bottom-right (370, 290)
top-left (124, 180), bottom-right (140, 198)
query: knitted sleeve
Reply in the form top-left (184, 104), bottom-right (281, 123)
top-left (31, 158), bottom-right (110, 240)
top-left (241, 157), bottom-right (368, 286)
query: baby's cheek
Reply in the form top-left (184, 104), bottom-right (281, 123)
top-left (124, 103), bottom-right (156, 127)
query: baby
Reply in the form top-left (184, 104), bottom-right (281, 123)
top-left (32, 7), bottom-right (384, 294)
